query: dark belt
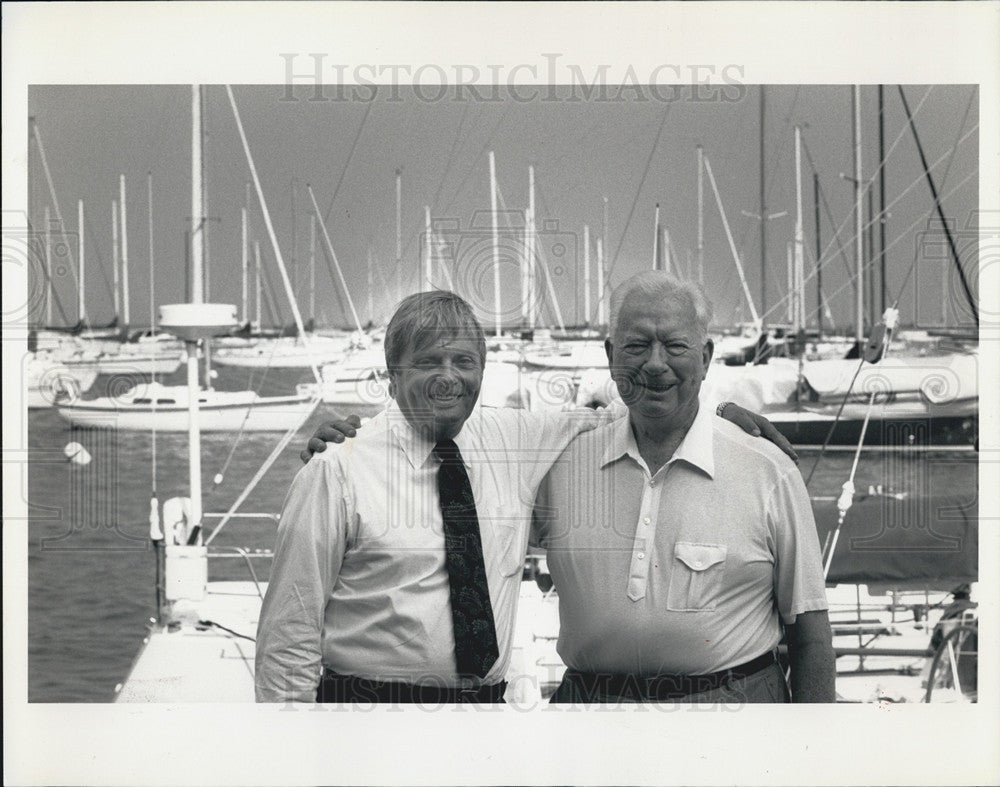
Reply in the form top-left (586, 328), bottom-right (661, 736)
top-left (317, 669), bottom-right (507, 704)
top-left (565, 651), bottom-right (777, 701)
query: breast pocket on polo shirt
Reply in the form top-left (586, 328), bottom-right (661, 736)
top-left (666, 542), bottom-right (728, 611)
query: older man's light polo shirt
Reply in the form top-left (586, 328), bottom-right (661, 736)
top-left (255, 401), bottom-right (614, 703)
top-left (535, 403), bottom-right (828, 677)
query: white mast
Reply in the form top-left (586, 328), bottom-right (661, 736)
top-left (653, 203), bottom-right (661, 269)
top-left (852, 85), bottom-right (864, 343)
top-left (527, 165), bottom-right (536, 331)
top-left (663, 227), bottom-right (672, 276)
top-left (254, 240), bottom-right (262, 331)
top-left (794, 125), bottom-right (806, 334)
top-left (120, 175), bottom-right (130, 332)
top-left (786, 243), bottom-right (794, 324)
top-left (240, 207), bottom-right (248, 324)
top-left (696, 145), bottom-right (705, 285)
top-left (395, 168), bottom-right (402, 306)
top-left (147, 172), bottom-right (154, 334)
top-left (186, 85), bottom-right (205, 536)
top-left (597, 237), bottom-right (606, 328)
top-left (191, 86), bottom-right (204, 305)
top-left (522, 208), bottom-right (530, 327)
top-left (309, 213), bottom-right (316, 324)
top-left (112, 199), bottom-right (120, 321)
top-left (77, 199), bottom-right (85, 324)
top-left (583, 224), bottom-right (591, 327)
top-left (489, 150), bottom-right (501, 337)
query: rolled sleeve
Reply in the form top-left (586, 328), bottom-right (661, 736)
top-left (769, 466), bottom-right (829, 625)
top-left (255, 453), bottom-right (349, 703)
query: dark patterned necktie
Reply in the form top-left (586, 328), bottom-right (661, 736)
top-left (433, 438), bottom-right (500, 679)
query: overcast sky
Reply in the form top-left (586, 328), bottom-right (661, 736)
top-left (28, 83), bottom-right (978, 332)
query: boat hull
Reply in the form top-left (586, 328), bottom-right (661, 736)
top-left (57, 396), bottom-right (316, 431)
top-left (61, 354), bottom-right (183, 376)
top-left (766, 401), bottom-right (978, 447)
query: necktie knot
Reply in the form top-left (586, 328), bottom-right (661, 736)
top-left (433, 439), bottom-right (461, 464)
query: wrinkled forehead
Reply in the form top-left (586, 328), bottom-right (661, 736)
top-left (407, 326), bottom-right (484, 358)
top-left (616, 291), bottom-right (697, 335)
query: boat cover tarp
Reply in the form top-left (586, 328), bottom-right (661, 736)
top-left (801, 353), bottom-right (978, 404)
top-left (813, 493), bottom-right (978, 588)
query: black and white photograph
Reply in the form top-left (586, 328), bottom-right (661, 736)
top-left (4, 3), bottom-right (998, 785)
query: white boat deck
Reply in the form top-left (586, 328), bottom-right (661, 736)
top-left (115, 581), bottom-right (262, 702)
top-left (115, 577), bottom-right (970, 704)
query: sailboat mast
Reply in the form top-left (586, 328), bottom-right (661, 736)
top-left (147, 172), bottom-right (154, 334)
top-left (583, 224), bottom-right (591, 327)
top-left (112, 199), bottom-right (121, 321)
top-left (395, 168), bottom-right (402, 306)
top-left (786, 243), bottom-right (794, 324)
top-left (852, 85), bottom-right (864, 343)
top-left (814, 172), bottom-right (822, 339)
top-left (794, 126), bottom-right (805, 335)
top-left (120, 175), bottom-right (130, 333)
top-left (528, 165), bottom-right (537, 332)
top-left (489, 151), bottom-right (501, 337)
top-left (186, 83), bottom-right (205, 537)
top-left (309, 213), bottom-right (316, 324)
top-left (653, 203), bottom-right (661, 269)
top-left (241, 207), bottom-right (248, 324)
top-left (759, 86), bottom-right (767, 318)
top-left (191, 86), bottom-right (204, 305)
top-left (596, 237), bottom-right (606, 327)
top-left (522, 208), bottom-right (530, 327)
top-left (877, 84), bottom-right (887, 318)
top-left (254, 240), bottom-right (262, 331)
top-left (77, 199), bottom-right (85, 324)
top-left (697, 145), bottom-right (705, 285)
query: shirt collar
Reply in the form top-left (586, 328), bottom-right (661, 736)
top-left (386, 399), bottom-right (472, 470)
top-left (600, 401), bottom-right (715, 479)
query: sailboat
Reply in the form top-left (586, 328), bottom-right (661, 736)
top-left (57, 86), bottom-right (317, 434)
top-left (26, 350), bottom-right (97, 408)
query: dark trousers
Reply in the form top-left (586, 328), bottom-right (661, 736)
top-left (550, 658), bottom-right (790, 704)
top-left (317, 669), bottom-right (507, 704)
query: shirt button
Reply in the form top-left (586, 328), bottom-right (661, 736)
top-left (643, 517), bottom-right (651, 525)
top-left (693, 560), bottom-right (702, 568)
top-left (637, 552), bottom-right (645, 560)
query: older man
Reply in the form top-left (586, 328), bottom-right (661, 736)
top-left (536, 271), bottom-right (834, 703)
top-left (262, 290), bottom-right (792, 704)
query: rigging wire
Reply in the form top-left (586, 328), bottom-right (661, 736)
top-left (897, 87), bottom-right (977, 325)
top-left (322, 98), bottom-right (375, 225)
top-left (774, 87), bottom-right (936, 320)
top-left (762, 119), bottom-right (977, 327)
top-left (820, 309), bottom-right (899, 580)
top-left (788, 168), bottom-right (976, 330)
top-left (203, 394), bottom-right (326, 546)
